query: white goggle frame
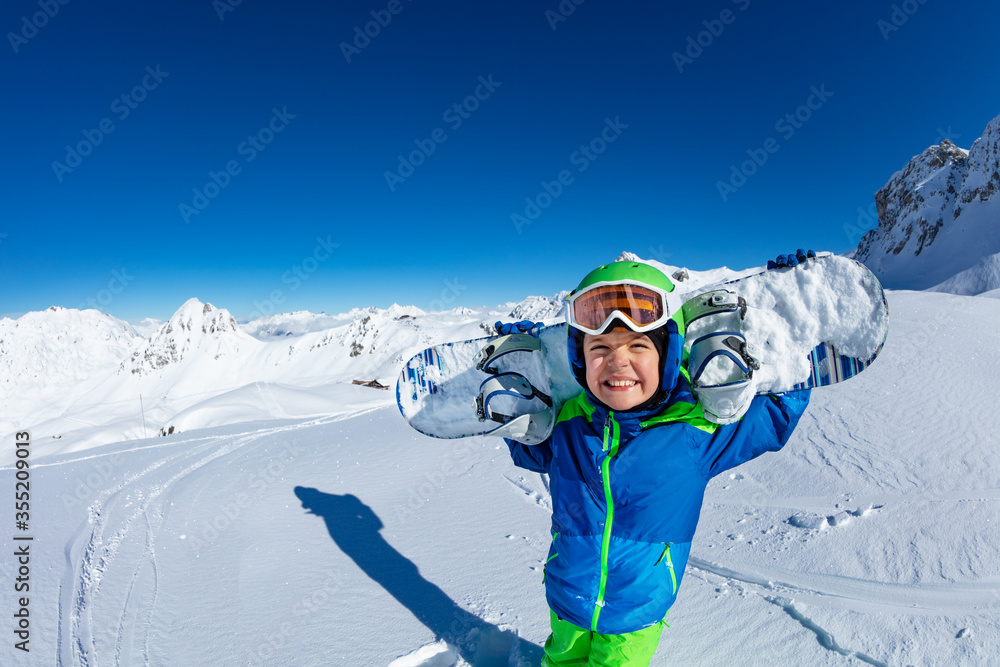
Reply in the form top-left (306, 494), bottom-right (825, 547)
top-left (565, 280), bottom-right (682, 336)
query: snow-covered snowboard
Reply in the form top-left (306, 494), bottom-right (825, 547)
top-left (396, 254), bottom-right (888, 442)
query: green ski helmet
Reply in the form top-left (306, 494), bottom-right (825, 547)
top-left (565, 261), bottom-right (685, 408)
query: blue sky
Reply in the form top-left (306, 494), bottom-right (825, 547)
top-left (2, 1), bottom-right (999, 322)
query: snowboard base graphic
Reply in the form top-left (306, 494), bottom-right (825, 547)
top-left (397, 255), bottom-right (888, 442)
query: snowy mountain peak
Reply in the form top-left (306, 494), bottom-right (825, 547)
top-left (855, 113), bottom-right (1000, 292)
top-left (167, 298), bottom-right (239, 335)
top-left (0, 308), bottom-right (139, 430)
top-left (958, 114), bottom-right (1000, 205)
top-left (123, 298), bottom-right (248, 376)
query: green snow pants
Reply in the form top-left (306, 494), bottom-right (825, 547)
top-left (541, 610), bottom-right (665, 666)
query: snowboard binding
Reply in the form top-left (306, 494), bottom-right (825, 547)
top-left (682, 290), bottom-right (761, 425)
top-left (474, 333), bottom-right (555, 444)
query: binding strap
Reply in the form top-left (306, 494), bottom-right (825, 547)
top-left (476, 372), bottom-right (552, 423)
top-left (475, 372), bottom-right (554, 444)
top-left (688, 331), bottom-right (761, 386)
top-left (474, 334), bottom-right (542, 374)
top-left (681, 289), bottom-right (747, 326)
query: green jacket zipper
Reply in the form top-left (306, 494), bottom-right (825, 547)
top-left (591, 411), bottom-right (620, 632)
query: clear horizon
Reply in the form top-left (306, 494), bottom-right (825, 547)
top-left (3, 1), bottom-right (999, 321)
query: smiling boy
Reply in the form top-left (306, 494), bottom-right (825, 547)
top-left (504, 260), bottom-right (810, 666)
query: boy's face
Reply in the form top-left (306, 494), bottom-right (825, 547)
top-left (583, 328), bottom-right (660, 411)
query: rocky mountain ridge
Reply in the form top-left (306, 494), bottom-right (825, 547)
top-left (855, 114), bottom-right (1000, 291)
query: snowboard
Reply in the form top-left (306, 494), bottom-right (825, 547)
top-left (396, 254), bottom-right (888, 443)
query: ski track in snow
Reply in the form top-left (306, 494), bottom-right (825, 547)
top-left (763, 596), bottom-right (888, 667)
top-left (53, 411), bottom-right (379, 667)
top-left (507, 465), bottom-right (1000, 619)
top-left (505, 455), bottom-right (1000, 666)
top-left (686, 556), bottom-right (1000, 616)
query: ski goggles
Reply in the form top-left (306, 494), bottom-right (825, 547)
top-left (566, 281), bottom-right (679, 336)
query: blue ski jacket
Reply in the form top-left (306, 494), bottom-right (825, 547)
top-left (507, 380), bottom-right (810, 635)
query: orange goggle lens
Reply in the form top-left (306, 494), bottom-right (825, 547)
top-left (571, 284), bottom-right (665, 331)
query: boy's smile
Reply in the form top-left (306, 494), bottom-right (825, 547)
top-left (583, 328), bottom-right (660, 411)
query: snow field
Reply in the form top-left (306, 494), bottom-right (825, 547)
top-left (0, 287), bottom-right (997, 665)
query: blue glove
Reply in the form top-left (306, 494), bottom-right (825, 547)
top-left (767, 248), bottom-right (815, 270)
top-left (494, 320), bottom-right (542, 336)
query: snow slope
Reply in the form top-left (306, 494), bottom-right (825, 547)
top-left (928, 251), bottom-right (1000, 296)
top-left (1, 285), bottom-right (998, 666)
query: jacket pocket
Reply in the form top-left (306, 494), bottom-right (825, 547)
top-left (655, 543), bottom-right (678, 596)
top-left (543, 534), bottom-right (560, 583)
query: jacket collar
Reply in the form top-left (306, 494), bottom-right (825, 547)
top-left (581, 372), bottom-right (696, 439)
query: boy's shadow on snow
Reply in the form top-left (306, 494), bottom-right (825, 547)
top-left (293, 487), bottom-right (543, 666)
